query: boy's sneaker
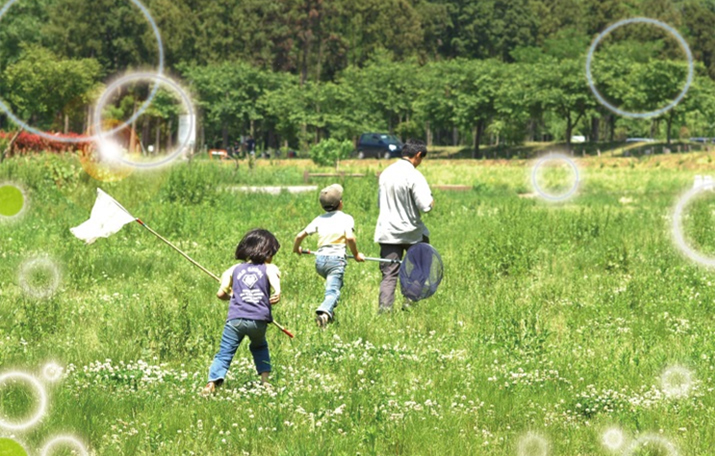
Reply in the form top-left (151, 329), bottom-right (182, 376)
top-left (315, 312), bottom-right (330, 328)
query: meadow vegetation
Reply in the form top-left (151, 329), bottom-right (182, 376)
top-left (1, 153), bottom-right (715, 455)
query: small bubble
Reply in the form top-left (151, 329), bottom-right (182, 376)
top-left (517, 432), bottom-right (549, 456)
top-left (626, 434), bottom-right (679, 456)
top-left (18, 256), bottom-right (62, 299)
top-left (40, 435), bottom-right (89, 456)
top-left (602, 427), bottom-right (626, 451)
top-left (661, 365), bottom-right (693, 399)
top-left (42, 363), bottom-right (63, 382)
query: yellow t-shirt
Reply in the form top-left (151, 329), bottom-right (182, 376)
top-left (303, 210), bottom-right (355, 256)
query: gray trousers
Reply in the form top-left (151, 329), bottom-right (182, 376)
top-left (378, 236), bottom-right (429, 310)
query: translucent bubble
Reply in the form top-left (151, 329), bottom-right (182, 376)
top-left (42, 362), bottom-right (63, 383)
top-left (625, 434), bottom-right (679, 456)
top-left (18, 256), bottom-right (62, 299)
top-left (93, 73), bottom-right (196, 170)
top-left (0, 183), bottom-right (26, 218)
top-left (661, 365), bottom-right (693, 399)
top-left (586, 17), bottom-right (693, 119)
top-left (517, 432), bottom-right (549, 456)
top-left (40, 435), bottom-right (89, 456)
top-left (0, 371), bottom-right (47, 431)
top-left (602, 427), bottom-right (627, 451)
top-left (0, 438), bottom-right (29, 456)
top-left (671, 184), bottom-right (715, 268)
top-left (530, 154), bottom-right (580, 202)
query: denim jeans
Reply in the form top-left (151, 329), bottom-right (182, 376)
top-left (315, 255), bottom-right (346, 317)
top-left (208, 318), bottom-right (270, 383)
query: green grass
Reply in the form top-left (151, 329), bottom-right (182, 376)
top-left (2, 153), bottom-right (715, 455)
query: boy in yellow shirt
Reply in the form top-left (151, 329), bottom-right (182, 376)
top-left (293, 184), bottom-right (365, 327)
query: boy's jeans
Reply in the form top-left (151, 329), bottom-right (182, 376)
top-left (208, 318), bottom-right (270, 383)
top-left (315, 255), bottom-right (346, 317)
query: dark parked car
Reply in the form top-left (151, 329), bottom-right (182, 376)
top-left (355, 133), bottom-right (403, 159)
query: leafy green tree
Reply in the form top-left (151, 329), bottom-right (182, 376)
top-left (535, 57), bottom-right (597, 149)
top-left (0, 0), bottom-right (49, 69)
top-left (309, 137), bottom-right (353, 169)
top-left (437, 0), bottom-right (538, 61)
top-left (182, 62), bottom-right (280, 148)
top-left (43, 0), bottom-right (159, 74)
top-left (2, 45), bottom-right (102, 132)
top-left (451, 59), bottom-right (503, 157)
top-left (339, 54), bottom-right (420, 136)
top-left (412, 61), bottom-right (459, 146)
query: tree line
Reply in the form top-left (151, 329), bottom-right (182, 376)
top-left (1, 0), bottom-right (715, 154)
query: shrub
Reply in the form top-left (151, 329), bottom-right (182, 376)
top-left (0, 130), bottom-right (92, 155)
top-left (309, 138), bottom-right (353, 169)
top-left (162, 162), bottom-right (218, 206)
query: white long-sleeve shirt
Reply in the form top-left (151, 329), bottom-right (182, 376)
top-left (374, 158), bottom-right (433, 244)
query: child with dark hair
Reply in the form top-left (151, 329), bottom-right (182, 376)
top-left (202, 228), bottom-right (281, 395)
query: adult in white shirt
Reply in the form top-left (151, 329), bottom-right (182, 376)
top-left (374, 139), bottom-right (434, 312)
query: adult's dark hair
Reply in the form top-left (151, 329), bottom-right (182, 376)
top-left (235, 228), bottom-right (281, 264)
top-left (401, 139), bottom-right (428, 158)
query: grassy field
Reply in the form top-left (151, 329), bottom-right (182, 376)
top-left (2, 152), bottom-right (715, 455)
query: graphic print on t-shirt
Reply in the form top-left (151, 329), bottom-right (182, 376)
top-left (242, 273), bottom-right (258, 288)
top-left (239, 272), bottom-right (264, 304)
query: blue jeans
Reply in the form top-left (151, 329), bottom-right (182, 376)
top-left (315, 255), bottom-right (346, 317)
top-left (208, 318), bottom-right (270, 383)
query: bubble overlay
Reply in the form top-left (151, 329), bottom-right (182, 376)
top-left (18, 257), bottom-right (62, 299)
top-left (0, 0), bottom-right (164, 143)
top-left (586, 17), bottom-right (694, 119)
top-left (0, 372), bottom-right (47, 431)
top-left (530, 154), bottom-right (580, 202)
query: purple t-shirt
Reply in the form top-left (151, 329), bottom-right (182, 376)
top-left (227, 263), bottom-right (272, 322)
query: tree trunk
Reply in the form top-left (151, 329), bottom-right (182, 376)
top-left (528, 118), bottom-right (536, 142)
top-left (129, 100), bottom-right (138, 155)
top-left (565, 114), bottom-right (573, 152)
top-left (64, 114), bottom-right (69, 134)
top-left (300, 32), bottom-right (311, 86)
top-left (609, 115), bottom-right (615, 142)
top-left (425, 121), bottom-right (432, 147)
top-left (472, 121), bottom-right (484, 159)
top-left (591, 116), bottom-right (599, 142)
top-left (155, 119), bottom-right (162, 155)
top-left (142, 117), bottom-right (150, 155)
top-left (167, 118), bottom-right (173, 151)
top-left (300, 123), bottom-right (308, 152)
top-left (85, 105), bottom-right (93, 135)
top-left (316, 39), bottom-right (323, 83)
top-left (472, 125), bottom-right (478, 159)
top-left (222, 122), bottom-right (229, 149)
top-left (666, 115), bottom-right (673, 144)
top-left (452, 127), bottom-right (458, 146)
